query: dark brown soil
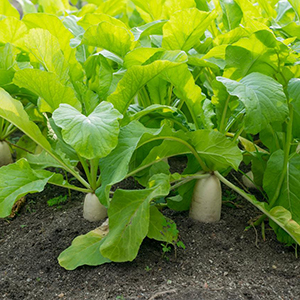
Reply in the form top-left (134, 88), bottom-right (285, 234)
top-left (1, 176), bottom-right (300, 300)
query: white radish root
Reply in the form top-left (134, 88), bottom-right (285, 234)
top-left (189, 174), bottom-right (222, 223)
top-left (242, 171), bottom-right (257, 189)
top-left (83, 193), bottom-right (107, 222)
top-left (0, 141), bottom-right (13, 167)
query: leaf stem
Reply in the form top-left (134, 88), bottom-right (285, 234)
top-left (219, 95), bottom-right (231, 133)
top-left (137, 135), bottom-right (209, 172)
top-left (170, 173), bottom-right (210, 191)
top-left (269, 105), bottom-right (293, 208)
top-left (90, 158), bottom-right (99, 190)
top-left (78, 156), bottom-right (92, 187)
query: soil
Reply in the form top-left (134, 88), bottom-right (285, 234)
top-left (1, 163), bottom-right (300, 300)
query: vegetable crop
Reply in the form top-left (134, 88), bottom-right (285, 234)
top-left (0, 0), bottom-right (300, 269)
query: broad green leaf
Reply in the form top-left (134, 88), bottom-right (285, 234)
top-left (264, 150), bottom-right (300, 223)
top-left (161, 64), bottom-right (205, 128)
top-left (13, 69), bottom-right (81, 113)
top-left (214, 27), bottom-right (249, 46)
top-left (287, 78), bottom-right (300, 138)
top-left (97, 121), bottom-right (158, 205)
top-left (255, 0), bottom-right (277, 18)
top-left (0, 43), bottom-right (17, 70)
top-left (147, 206), bottom-right (178, 243)
top-left (84, 54), bottom-right (113, 100)
top-left (146, 76), bottom-right (169, 105)
top-left (233, 185), bottom-right (300, 245)
top-left (131, 0), bottom-right (165, 22)
top-left (0, 17), bottom-right (27, 47)
top-left (58, 227), bottom-right (110, 270)
top-left (82, 21), bottom-right (134, 58)
top-left (217, 73), bottom-right (289, 134)
top-left (108, 51), bottom-right (188, 114)
top-left (137, 128), bottom-right (242, 171)
top-left (0, 88), bottom-right (52, 152)
top-left (14, 0), bottom-right (37, 14)
top-left (123, 104), bottom-right (190, 131)
top-left (287, 0), bottom-right (300, 20)
top-left (131, 20), bottom-right (167, 41)
top-left (0, 0), bottom-right (19, 18)
top-left (234, 0), bottom-right (261, 20)
top-left (22, 28), bottom-right (68, 82)
top-left (224, 30), bottom-right (289, 80)
top-left (0, 88), bottom-right (80, 176)
top-left (162, 8), bottom-right (216, 52)
top-left (78, 13), bottom-right (128, 30)
top-left (287, 78), bottom-right (300, 114)
top-left (94, 0), bottom-right (126, 16)
top-left (52, 102), bottom-right (122, 160)
top-left (38, 0), bottom-right (70, 14)
top-left (0, 159), bottom-right (52, 218)
top-left (161, 0), bottom-right (196, 19)
top-left (23, 13), bottom-right (76, 64)
top-left (100, 174), bottom-right (170, 262)
top-left (124, 48), bottom-right (164, 68)
top-left (26, 151), bottom-right (73, 169)
top-left (219, 0), bottom-right (243, 31)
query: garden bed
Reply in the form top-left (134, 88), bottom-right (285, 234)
top-left (1, 181), bottom-right (299, 300)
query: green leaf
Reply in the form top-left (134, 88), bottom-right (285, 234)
top-left (0, 17), bottom-right (27, 47)
top-left (84, 54), bottom-right (114, 100)
top-left (100, 174), bottom-right (170, 262)
top-left (82, 21), bottom-right (134, 58)
top-left (52, 102), bottom-right (123, 160)
top-left (78, 13), bottom-right (128, 30)
top-left (287, 78), bottom-right (300, 138)
top-left (13, 69), bottom-right (81, 113)
top-left (264, 150), bottom-right (300, 224)
top-left (38, 0), bottom-right (70, 14)
top-left (0, 88), bottom-right (78, 177)
top-left (131, 20), bottom-right (167, 41)
top-left (162, 8), bottom-right (216, 52)
top-left (23, 13), bottom-right (76, 64)
top-left (147, 206), bottom-right (178, 243)
top-left (0, 0), bottom-right (20, 18)
top-left (162, 0), bottom-right (196, 18)
top-left (131, 0), bottom-right (165, 22)
top-left (58, 228), bottom-right (110, 270)
top-left (287, 0), bottom-right (300, 20)
top-left (224, 30), bottom-right (289, 80)
top-left (14, 0), bottom-right (37, 14)
top-left (217, 73), bottom-right (289, 134)
top-left (0, 159), bottom-right (52, 218)
top-left (123, 48), bottom-right (164, 68)
top-left (94, 0), bottom-right (126, 16)
top-left (97, 121), bottom-right (158, 205)
top-left (137, 127), bottom-right (242, 171)
top-left (22, 28), bottom-right (68, 82)
top-left (108, 51), bottom-right (188, 114)
top-left (241, 192), bottom-right (300, 245)
top-left (219, 0), bottom-right (243, 31)
top-left (0, 88), bottom-right (52, 152)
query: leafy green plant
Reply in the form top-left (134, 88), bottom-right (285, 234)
top-left (0, 0), bottom-right (300, 271)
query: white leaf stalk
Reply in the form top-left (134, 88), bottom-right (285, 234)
top-left (83, 193), bottom-right (107, 222)
top-left (189, 174), bottom-right (222, 223)
top-left (0, 141), bottom-right (13, 167)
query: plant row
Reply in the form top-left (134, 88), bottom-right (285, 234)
top-left (0, 0), bottom-right (300, 269)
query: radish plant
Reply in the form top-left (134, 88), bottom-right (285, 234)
top-left (1, 0), bottom-right (300, 271)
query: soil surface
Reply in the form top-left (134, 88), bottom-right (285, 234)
top-left (1, 169), bottom-right (300, 300)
